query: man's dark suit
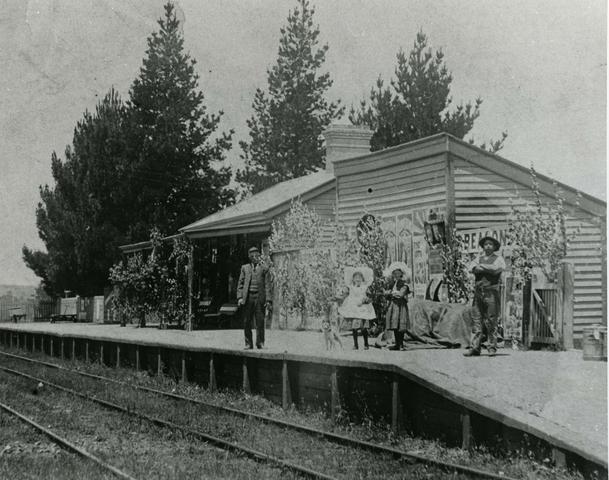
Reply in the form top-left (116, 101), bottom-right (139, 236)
top-left (237, 262), bottom-right (272, 348)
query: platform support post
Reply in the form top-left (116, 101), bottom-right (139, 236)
top-left (181, 352), bottom-right (187, 383)
top-left (157, 348), bottom-right (162, 376)
top-left (330, 366), bottom-right (340, 420)
top-left (85, 341), bottom-right (89, 363)
top-left (100, 343), bottom-right (104, 365)
top-left (461, 411), bottom-right (472, 450)
top-left (32, 335), bottom-right (35, 353)
top-left (50, 338), bottom-right (54, 357)
top-left (242, 357), bottom-right (250, 394)
top-left (391, 377), bottom-right (401, 434)
top-left (282, 359), bottom-right (291, 410)
top-left (209, 354), bottom-right (217, 392)
top-left (39, 335), bottom-right (43, 353)
top-left (8, 332), bottom-right (12, 349)
top-left (16, 334), bottom-right (20, 350)
top-left (552, 447), bottom-right (567, 468)
top-left (72, 339), bottom-right (76, 360)
top-left (60, 338), bottom-right (65, 360)
top-left (135, 346), bottom-right (140, 371)
top-left (116, 344), bottom-right (121, 369)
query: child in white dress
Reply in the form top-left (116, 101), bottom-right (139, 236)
top-left (338, 267), bottom-right (377, 350)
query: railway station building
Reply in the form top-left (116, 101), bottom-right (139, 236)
top-left (121, 125), bottom-right (607, 348)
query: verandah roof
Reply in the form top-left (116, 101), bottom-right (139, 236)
top-left (179, 170), bottom-right (335, 237)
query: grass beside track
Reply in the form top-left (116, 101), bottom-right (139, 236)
top-left (0, 409), bottom-right (115, 480)
top-left (0, 371), bottom-right (300, 480)
top-left (0, 346), bottom-right (590, 480)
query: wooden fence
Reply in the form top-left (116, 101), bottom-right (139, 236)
top-left (0, 300), bottom-right (57, 322)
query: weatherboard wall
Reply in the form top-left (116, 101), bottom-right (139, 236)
top-left (451, 152), bottom-right (606, 341)
top-left (334, 137), bottom-right (448, 225)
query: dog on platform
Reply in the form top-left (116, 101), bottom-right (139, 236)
top-left (323, 288), bottom-right (347, 351)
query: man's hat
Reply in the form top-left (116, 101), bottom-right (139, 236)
top-left (248, 246), bottom-right (260, 254)
top-left (478, 236), bottom-right (501, 251)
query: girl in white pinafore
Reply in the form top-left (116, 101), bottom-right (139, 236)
top-left (338, 266), bottom-right (377, 350)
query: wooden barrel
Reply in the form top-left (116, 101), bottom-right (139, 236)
top-left (582, 326), bottom-right (607, 361)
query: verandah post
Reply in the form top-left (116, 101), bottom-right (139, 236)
top-left (186, 243), bottom-right (194, 332)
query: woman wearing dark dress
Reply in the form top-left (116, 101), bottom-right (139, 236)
top-left (383, 261), bottom-right (411, 351)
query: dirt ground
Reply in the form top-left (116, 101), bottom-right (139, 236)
top-left (2, 322), bottom-right (606, 465)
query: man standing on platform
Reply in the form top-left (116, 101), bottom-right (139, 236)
top-left (464, 236), bottom-right (506, 357)
top-left (237, 246), bottom-right (272, 349)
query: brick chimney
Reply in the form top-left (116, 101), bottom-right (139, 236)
top-left (323, 124), bottom-right (373, 174)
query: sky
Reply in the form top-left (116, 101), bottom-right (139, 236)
top-left (0, 0), bottom-right (606, 286)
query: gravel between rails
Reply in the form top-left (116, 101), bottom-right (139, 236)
top-left (0, 370), bottom-right (302, 480)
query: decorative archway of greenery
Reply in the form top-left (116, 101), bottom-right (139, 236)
top-left (440, 225), bottom-right (473, 304)
top-left (108, 228), bottom-right (192, 328)
top-left (507, 167), bottom-right (580, 284)
top-left (269, 199), bottom-right (387, 329)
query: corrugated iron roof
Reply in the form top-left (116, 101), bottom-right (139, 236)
top-left (180, 170), bottom-right (335, 233)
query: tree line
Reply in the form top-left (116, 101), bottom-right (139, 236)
top-left (24, 0), bottom-right (506, 297)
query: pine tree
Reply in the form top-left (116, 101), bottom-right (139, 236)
top-left (350, 31), bottom-right (507, 152)
top-left (23, 88), bottom-right (129, 296)
top-left (237, 0), bottom-right (344, 196)
top-left (125, 2), bottom-right (234, 240)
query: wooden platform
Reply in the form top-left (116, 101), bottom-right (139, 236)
top-left (0, 322), bottom-right (606, 477)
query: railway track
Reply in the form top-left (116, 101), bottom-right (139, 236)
top-left (0, 365), bottom-right (337, 480)
top-left (0, 348), bottom-right (518, 480)
top-left (0, 400), bottom-right (136, 480)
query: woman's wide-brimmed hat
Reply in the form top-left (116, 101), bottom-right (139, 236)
top-left (478, 236), bottom-right (501, 251)
top-left (383, 261), bottom-right (410, 280)
top-left (344, 266), bottom-right (374, 287)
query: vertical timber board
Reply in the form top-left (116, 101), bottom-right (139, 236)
top-left (391, 377), bottom-right (400, 434)
top-left (50, 337), bottom-right (53, 357)
top-left (461, 411), bottom-right (472, 450)
top-left (562, 262), bottom-right (574, 349)
top-left (71, 338), bottom-right (75, 360)
top-left (181, 352), bottom-right (187, 382)
top-left (242, 357), bottom-right (251, 394)
top-left (552, 448), bottom-right (567, 468)
top-left (330, 366), bottom-right (339, 420)
top-left (209, 354), bottom-right (217, 392)
top-left (85, 341), bottom-right (89, 363)
top-left (100, 343), bottom-right (104, 366)
top-left (135, 346), bottom-right (140, 371)
top-left (32, 334), bottom-right (35, 353)
top-left (282, 359), bottom-right (291, 410)
top-left (16, 333), bottom-right (20, 350)
top-left (116, 344), bottom-right (121, 369)
top-left (157, 348), bottom-right (162, 377)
